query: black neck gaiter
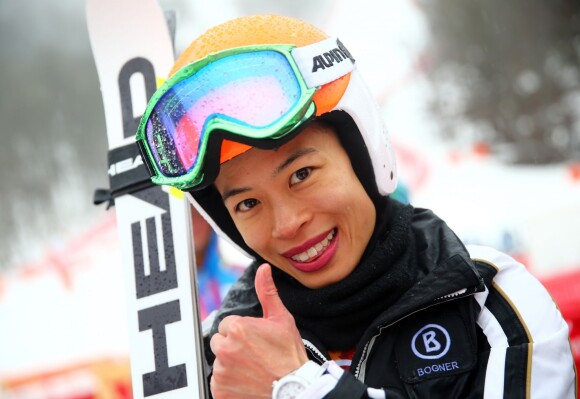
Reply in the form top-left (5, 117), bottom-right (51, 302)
top-left (272, 199), bottom-right (417, 350)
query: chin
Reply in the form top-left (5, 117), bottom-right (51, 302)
top-left (299, 269), bottom-right (346, 289)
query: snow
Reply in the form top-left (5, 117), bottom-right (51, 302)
top-left (0, 214), bottom-right (130, 379)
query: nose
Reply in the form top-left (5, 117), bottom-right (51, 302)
top-left (271, 198), bottom-right (310, 240)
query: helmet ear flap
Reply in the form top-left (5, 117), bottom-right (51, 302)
top-left (330, 70), bottom-right (397, 196)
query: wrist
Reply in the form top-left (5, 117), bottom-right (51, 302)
top-left (272, 361), bottom-right (326, 399)
top-left (272, 361), bottom-right (346, 399)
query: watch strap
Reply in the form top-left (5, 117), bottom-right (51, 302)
top-left (272, 361), bottom-right (344, 399)
top-left (292, 360), bottom-right (327, 384)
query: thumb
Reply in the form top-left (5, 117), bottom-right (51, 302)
top-left (255, 263), bottom-right (289, 320)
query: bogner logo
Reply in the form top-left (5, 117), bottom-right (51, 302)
top-left (411, 323), bottom-right (460, 378)
top-left (312, 39), bottom-right (354, 73)
top-left (411, 323), bottom-right (451, 360)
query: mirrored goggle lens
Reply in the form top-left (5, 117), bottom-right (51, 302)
top-left (146, 50), bottom-right (303, 177)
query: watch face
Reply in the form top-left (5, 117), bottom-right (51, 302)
top-left (274, 378), bottom-right (307, 399)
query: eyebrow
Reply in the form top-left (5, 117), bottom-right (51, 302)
top-left (221, 187), bottom-right (252, 204)
top-left (221, 147), bottom-right (318, 203)
top-left (273, 147), bottom-right (317, 177)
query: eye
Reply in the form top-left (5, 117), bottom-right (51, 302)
top-left (290, 167), bottom-right (312, 186)
top-left (235, 198), bottom-right (259, 212)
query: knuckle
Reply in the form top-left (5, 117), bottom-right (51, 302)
top-left (225, 317), bottom-right (249, 339)
top-left (282, 311), bottom-right (297, 327)
top-left (212, 340), bottom-right (239, 367)
top-left (209, 333), bottom-right (223, 355)
top-left (211, 369), bottom-right (228, 385)
top-left (210, 379), bottom-right (227, 399)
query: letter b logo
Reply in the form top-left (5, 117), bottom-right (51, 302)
top-left (422, 331), bottom-right (442, 353)
top-left (411, 324), bottom-right (451, 359)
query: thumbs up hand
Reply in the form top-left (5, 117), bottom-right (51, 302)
top-left (209, 264), bottom-right (309, 399)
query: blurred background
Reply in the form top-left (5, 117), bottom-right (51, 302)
top-left (1, 0), bottom-right (579, 397)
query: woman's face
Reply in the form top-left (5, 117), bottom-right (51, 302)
top-left (215, 122), bottom-right (376, 289)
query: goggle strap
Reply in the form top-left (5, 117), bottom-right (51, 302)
top-left (291, 37), bottom-right (355, 89)
top-left (95, 143), bottom-right (155, 206)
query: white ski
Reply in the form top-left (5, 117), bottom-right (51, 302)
top-left (86, 0), bottom-right (208, 397)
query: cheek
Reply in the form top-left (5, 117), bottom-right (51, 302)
top-left (234, 217), bottom-right (269, 252)
top-left (335, 180), bottom-right (376, 231)
top-left (319, 180), bottom-right (361, 211)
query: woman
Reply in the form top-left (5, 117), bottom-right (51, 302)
top-left (136, 14), bottom-right (576, 398)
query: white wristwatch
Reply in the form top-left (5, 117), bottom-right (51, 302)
top-left (272, 361), bottom-right (325, 399)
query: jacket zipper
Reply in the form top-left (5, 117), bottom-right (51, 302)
top-left (303, 339), bottom-right (329, 364)
top-left (435, 288), bottom-right (467, 301)
top-left (353, 287), bottom-right (476, 381)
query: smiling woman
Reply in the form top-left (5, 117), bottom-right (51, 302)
top-left (215, 122), bottom-right (375, 289)
top-left (137, 13), bottom-right (576, 399)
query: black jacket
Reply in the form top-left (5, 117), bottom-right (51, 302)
top-left (204, 204), bottom-right (576, 398)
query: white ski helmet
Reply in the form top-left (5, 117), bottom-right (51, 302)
top-left (161, 14), bottom-right (397, 258)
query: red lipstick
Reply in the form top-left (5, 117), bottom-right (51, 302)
top-left (283, 229), bottom-right (339, 273)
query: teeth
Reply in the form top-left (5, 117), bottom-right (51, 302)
top-left (291, 230), bottom-right (335, 262)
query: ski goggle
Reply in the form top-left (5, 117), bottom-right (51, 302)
top-left (136, 38), bottom-right (355, 190)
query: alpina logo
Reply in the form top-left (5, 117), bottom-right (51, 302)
top-left (312, 39), bottom-right (355, 73)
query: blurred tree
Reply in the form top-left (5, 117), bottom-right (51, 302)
top-left (0, 0), bottom-right (108, 269)
top-left (422, 0), bottom-right (580, 164)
